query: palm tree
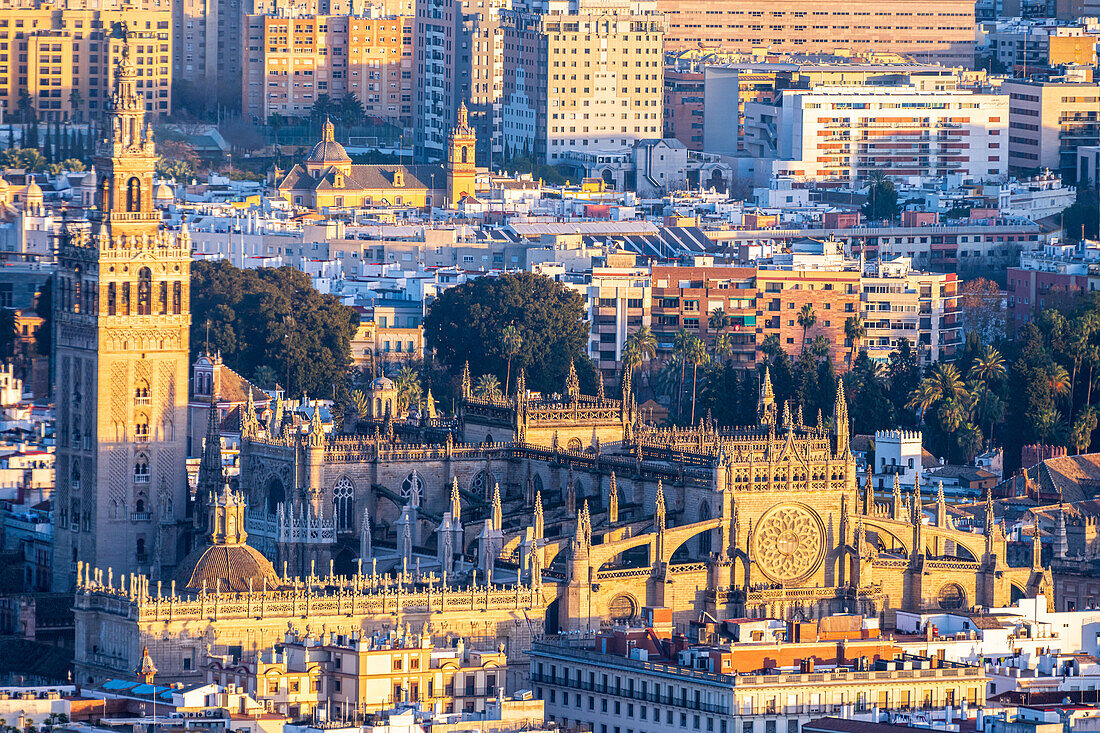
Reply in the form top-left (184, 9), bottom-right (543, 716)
top-left (957, 422), bottom-right (984, 462)
top-left (968, 344), bottom-right (1007, 385)
top-left (474, 373), bottom-right (502, 400)
top-left (797, 303), bottom-right (816, 356)
top-left (352, 389), bottom-right (371, 419)
top-left (1047, 363), bottom-right (1072, 401)
top-left (395, 365), bottom-right (422, 414)
top-left (500, 324), bottom-right (522, 395)
top-left (844, 315), bottom-right (866, 369)
top-left (810, 335), bottom-right (830, 362)
top-left (338, 93), bottom-right (365, 127)
top-left (708, 307), bottom-right (729, 335)
top-left (761, 333), bottom-right (783, 361)
top-left (907, 362), bottom-right (968, 422)
top-left (1067, 319), bottom-right (1096, 420)
top-left (713, 332), bottom-right (735, 364)
top-left (1072, 406), bottom-right (1098, 454)
top-left (686, 336), bottom-right (708, 425)
top-left (624, 326), bottom-right (657, 373)
top-left (253, 365), bottom-right (279, 390)
top-left (672, 329), bottom-right (691, 420)
top-left (310, 94), bottom-right (336, 125)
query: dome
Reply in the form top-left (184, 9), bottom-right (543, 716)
top-left (371, 376), bottom-right (395, 390)
top-left (25, 181), bottom-right (42, 197)
top-left (306, 139), bottom-right (351, 164)
top-left (306, 118), bottom-right (351, 164)
top-left (175, 542), bottom-right (281, 593)
top-left (155, 182), bottom-right (174, 200)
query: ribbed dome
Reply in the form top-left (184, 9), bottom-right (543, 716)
top-left (306, 139), bottom-right (351, 164)
top-left (155, 182), bottom-right (174, 200)
top-left (175, 542), bottom-right (281, 593)
top-left (306, 118), bottom-right (351, 164)
top-left (372, 376), bottom-right (395, 390)
top-left (25, 181), bottom-right (42, 197)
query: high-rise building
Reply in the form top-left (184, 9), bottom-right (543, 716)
top-left (242, 11), bottom-right (414, 125)
top-left (0, 2), bottom-right (171, 121)
top-left (51, 42), bottom-right (191, 590)
top-left (414, 0), bottom-right (510, 163)
top-left (743, 85), bottom-right (1009, 181)
top-left (655, 0), bottom-right (976, 68)
top-left (501, 0), bottom-right (665, 165)
top-left (1003, 78), bottom-right (1100, 180)
top-left (662, 67), bottom-right (704, 149)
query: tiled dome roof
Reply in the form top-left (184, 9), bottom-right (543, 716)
top-left (175, 542), bottom-right (281, 593)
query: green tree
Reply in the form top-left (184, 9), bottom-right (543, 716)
top-left (395, 365), bottom-right (423, 414)
top-left (474, 373), bottom-right (502, 400)
top-left (423, 271), bottom-right (596, 395)
top-left (338, 93), bottom-right (365, 127)
top-left (623, 325), bottom-right (657, 374)
top-left (672, 329), bottom-right (692, 419)
top-left (253, 365), bottom-right (279, 390)
top-left (310, 94), bottom-right (336, 125)
top-left (0, 308), bottom-right (16, 360)
top-left (1062, 186), bottom-right (1099, 242)
top-left (499, 324), bottom-right (523, 396)
top-left (1072, 406), bottom-right (1098, 453)
top-left (708, 307), bottom-right (729, 334)
top-left (685, 336), bottom-right (708, 425)
top-left (862, 169), bottom-right (899, 222)
top-left (189, 260), bottom-right (358, 398)
top-left (844, 315), bottom-right (866, 369)
top-left (796, 303), bottom-right (816, 356)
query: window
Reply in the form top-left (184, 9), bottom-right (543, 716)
top-left (137, 267), bottom-right (152, 315)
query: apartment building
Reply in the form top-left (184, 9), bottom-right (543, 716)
top-left (414, 0), bottom-right (509, 163)
top-left (985, 21), bottom-right (1099, 73)
top-left (663, 67), bottom-right (703, 149)
top-left (1006, 242), bottom-right (1098, 334)
top-left (531, 620), bottom-right (985, 733)
top-left (206, 629), bottom-right (509, 718)
top-left (0, 3), bottom-right (171, 121)
top-left (860, 258), bottom-right (961, 366)
top-left (242, 12), bottom-right (414, 125)
top-left (501, 0), bottom-right (665, 164)
top-left (650, 262), bottom-right (758, 364)
top-left (756, 261), bottom-right (861, 367)
top-left (1003, 79), bottom-right (1100, 180)
top-left (563, 258), bottom-right (653, 383)
top-left (743, 85), bottom-right (1009, 181)
top-left (654, 0), bottom-right (976, 68)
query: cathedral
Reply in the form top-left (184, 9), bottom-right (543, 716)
top-left (67, 45), bottom-right (1050, 689)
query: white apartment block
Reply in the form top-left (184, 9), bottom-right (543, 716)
top-left (502, 0), bottom-right (665, 164)
top-left (744, 86), bottom-right (1010, 181)
top-left (860, 257), bottom-right (962, 367)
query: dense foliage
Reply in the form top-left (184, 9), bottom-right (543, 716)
top-left (423, 271), bottom-right (598, 395)
top-left (190, 260), bottom-right (359, 398)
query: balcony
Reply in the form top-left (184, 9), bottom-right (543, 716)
top-left (131, 512), bottom-right (152, 522)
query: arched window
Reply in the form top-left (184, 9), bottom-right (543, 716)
top-left (134, 457), bottom-right (150, 483)
top-left (461, 146), bottom-right (468, 163)
top-left (107, 282), bottom-right (116, 316)
top-left (266, 476), bottom-right (285, 515)
top-left (71, 464), bottom-right (81, 490)
top-left (120, 282), bottom-right (130, 316)
top-left (126, 177), bottom-right (141, 213)
top-left (135, 382), bottom-right (149, 405)
top-left (136, 537), bottom-right (146, 559)
top-left (135, 417), bottom-right (149, 442)
top-left (159, 281), bottom-right (168, 314)
top-left (172, 281), bottom-right (182, 314)
top-left (333, 478), bottom-right (354, 532)
top-left (137, 268), bottom-right (151, 315)
top-left (135, 499), bottom-right (145, 513)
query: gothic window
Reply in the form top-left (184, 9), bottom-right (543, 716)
top-left (333, 478), bottom-right (354, 532)
top-left (136, 267), bottom-right (151, 315)
top-left (121, 282), bottom-right (130, 316)
top-left (266, 476), bottom-right (285, 515)
top-left (173, 281), bottom-right (182, 315)
top-left (71, 464), bottom-right (81, 490)
top-left (461, 146), bottom-right (468, 163)
top-left (134, 457), bottom-right (150, 483)
top-left (470, 469), bottom-right (494, 500)
top-left (135, 381), bottom-right (149, 405)
top-left (136, 537), bottom-right (146, 559)
top-left (567, 437), bottom-right (583, 452)
top-left (109, 500), bottom-right (120, 520)
top-left (135, 417), bottom-right (149, 442)
top-left (135, 499), bottom-right (145, 513)
top-left (401, 472), bottom-right (422, 507)
top-left (533, 473), bottom-right (543, 495)
top-left (126, 177), bottom-right (141, 213)
top-left (70, 500), bottom-right (79, 532)
top-left (107, 282), bottom-right (116, 315)
top-left (159, 281), bottom-right (168, 314)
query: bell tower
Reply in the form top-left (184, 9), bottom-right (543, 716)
top-left (51, 36), bottom-right (191, 590)
top-left (446, 102), bottom-right (477, 206)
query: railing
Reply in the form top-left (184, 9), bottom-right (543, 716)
top-left (529, 672), bottom-right (730, 714)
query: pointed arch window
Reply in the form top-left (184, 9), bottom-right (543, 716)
top-left (333, 478), bottom-right (354, 533)
top-left (107, 282), bottom-right (116, 316)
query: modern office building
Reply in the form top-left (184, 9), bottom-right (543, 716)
top-left (654, 0), bottom-right (976, 68)
top-left (242, 12), bottom-right (414, 125)
top-left (0, 1), bottom-right (171, 121)
top-left (501, 0), bottom-right (665, 164)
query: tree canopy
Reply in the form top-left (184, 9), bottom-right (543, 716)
top-left (423, 271), bottom-right (597, 394)
top-left (190, 260), bottom-right (359, 398)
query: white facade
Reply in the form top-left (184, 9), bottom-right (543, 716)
top-left (872, 429), bottom-right (924, 495)
top-left (744, 85), bottom-right (1010, 181)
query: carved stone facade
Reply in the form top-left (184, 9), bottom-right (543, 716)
top-left (52, 40), bottom-right (191, 591)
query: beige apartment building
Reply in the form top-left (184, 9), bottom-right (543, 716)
top-left (502, 0), bottom-right (665, 164)
top-left (242, 11), bottom-right (414, 124)
top-left (1003, 79), bottom-right (1100, 179)
top-left (0, 2), bottom-right (170, 121)
top-left (656, 0), bottom-right (976, 69)
top-left (861, 258), bottom-right (961, 367)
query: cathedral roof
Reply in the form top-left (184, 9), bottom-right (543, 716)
top-left (175, 541), bottom-right (281, 593)
top-left (306, 139), bottom-right (351, 164)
